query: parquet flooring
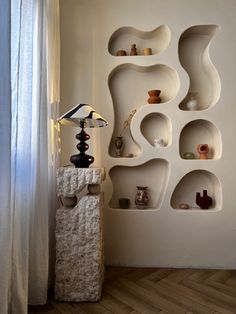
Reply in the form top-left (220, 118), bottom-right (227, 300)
top-left (28, 267), bottom-right (236, 314)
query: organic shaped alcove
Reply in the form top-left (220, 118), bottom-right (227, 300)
top-left (108, 25), bottom-right (171, 56)
top-left (178, 25), bottom-right (221, 110)
top-left (109, 159), bottom-right (169, 210)
top-left (141, 113), bottom-right (172, 147)
top-left (179, 119), bottom-right (222, 160)
top-left (108, 63), bottom-right (180, 157)
top-left (171, 170), bottom-right (222, 210)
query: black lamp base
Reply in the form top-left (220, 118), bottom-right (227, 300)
top-left (70, 120), bottom-right (94, 168)
top-left (70, 153), bottom-right (94, 168)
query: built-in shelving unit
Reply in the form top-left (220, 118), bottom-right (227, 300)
top-left (107, 23), bottom-right (221, 212)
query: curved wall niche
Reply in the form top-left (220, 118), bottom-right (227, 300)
top-left (108, 25), bottom-right (171, 56)
top-left (171, 170), bottom-right (222, 210)
top-left (109, 159), bottom-right (169, 210)
top-left (108, 63), bottom-right (180, 157)
top-left (178, 25), bottom-right (221, 111)
top-left (179, 119), bottom-right (222, 160)
top-left (141, 113), bottom-right (172, 147)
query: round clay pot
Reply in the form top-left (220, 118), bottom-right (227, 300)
top-left (147, 90), bottom-right (161, 104)
top-left (116, 50), bottom-right (126, 56)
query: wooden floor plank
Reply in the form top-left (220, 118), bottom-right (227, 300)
top-left (28, 268), bottom-right (236, 314)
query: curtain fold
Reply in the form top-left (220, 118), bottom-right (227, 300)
top-left (0, 0), bottom-right (60, 313)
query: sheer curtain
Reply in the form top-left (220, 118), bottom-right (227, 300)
top-left (0, 0), bottom-right (60, 313)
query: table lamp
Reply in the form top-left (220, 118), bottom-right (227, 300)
top-left (58, 103), bottom-right (108, 168)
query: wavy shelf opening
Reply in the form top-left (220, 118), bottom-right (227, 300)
top-left (109, 159), bottom-right (169, 210)
top-left (108, 25), bottom-right (171, 56)
top-left (178, 25), bottom-right (221, 110)
top-left (171, 170), bottom-right (222, 210)
top-left (108, 63), bottom-right (180, 157)
top-left (179, 119), bottom-right (222, 160)
top-left (141, 112), bottom-right (172, 147)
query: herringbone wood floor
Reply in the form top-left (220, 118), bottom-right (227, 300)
top-left (28, 267), bottom-right (236, 314)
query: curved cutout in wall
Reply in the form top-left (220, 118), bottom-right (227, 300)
top-left (179, 119), bottom-right (222, 160)
top-left (171, 170), bottom-right (222, 210)
top-left (141, 113), bottom-right (172, 147)
top-left (178, 25), bottom-right (221, 110)
top-left (108, 25), bottom-right (171, 56)
top-left (108, 63), bottom-right (180, 157)
top-left (109, 159), bottom-right (169, 210)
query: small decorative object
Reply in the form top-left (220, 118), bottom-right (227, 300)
top-left (179, 203), bottom-right (190, 209)
top-left (186, 92), bottom-right (198, 110)
top-left (183, 152), bottom-right (195, 159)
top-left (196, 189), bottom-right (213, 209)
top-left (58, 104), bottom-right (108, 168)
top-left (198, 144), bottom-right (209, 159)
top-left (88, 184), bottom-right (101, 195)
top-left (119, 198), bottom-right (130, 209)
top-left (135, 186), bottom-right (149, 209)
top-left (114, 136), bottom-right (124, 157)
top-left (130, 44), bottom-right (137, 55)
top-left (116, 50), bottom-right (126, 56)
top-left (143, 48), bottom-right (152, 55)
top-left (147, 89), bottom-right (162, 104)
top-left (154, 138), bottom-right (165, 147)
top-left (60, 195), bottom-right (77, 208)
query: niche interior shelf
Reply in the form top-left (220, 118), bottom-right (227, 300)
top-left (179, 119), bottom-right (222, 160)
top-left (178, 25), bottom-right (221, 111)
top-left (108, 25), bottom-right (171, 56)
top-left (141, 112), bottom-right (172, 147)
top-left (108, 63), bottom-right (180, 157)
top-left (171, 169), bottom-right (222, 211)
top-left (109, 159), bottom-right (169, 210)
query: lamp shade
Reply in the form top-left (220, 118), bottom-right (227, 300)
top-left (58, 103), bottom-right (108, 128)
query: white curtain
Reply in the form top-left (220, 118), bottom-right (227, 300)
top-left (0, 0), bottom-right (60, 313)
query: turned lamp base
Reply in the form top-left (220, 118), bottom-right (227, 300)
top-left (70, 120), bottom-right (94, 168)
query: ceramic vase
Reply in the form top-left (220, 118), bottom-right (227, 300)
top-left (114, 136), bottom-right (124, 157)
top-left (147, 90), bottom-right (161, 104)
top-left (135, 186), bottom-right (149, 209)
top-left (198, 144), bottom-right (209, 159)
top-left (130, 43), bottom-right (137, 55)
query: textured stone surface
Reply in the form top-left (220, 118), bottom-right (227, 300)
top-left (55, 194), bottom-right (104, 302)
top-left (57, 167), bottom-right (105, 197)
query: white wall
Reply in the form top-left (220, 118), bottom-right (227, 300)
top-left (60, 0), bottom-right (236, 268)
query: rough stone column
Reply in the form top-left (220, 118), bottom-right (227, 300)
top-left (55, 167), bottom-right (105, 302)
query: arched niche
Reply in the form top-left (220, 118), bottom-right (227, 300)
top-left (108, 25), bottom-right (171, 56)
top-left (179, 119), bottom-right (222, 160)
top-left (109, 159), bottom-right (169, 210)
top-left (178, 25), bottom-right (221, 110)
top-left (171, 170), bottom-right (222, 210)
top-left (141, 113), bottom-right (172, 147)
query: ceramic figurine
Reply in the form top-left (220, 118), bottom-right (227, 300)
top-left (196, 190), bottom-right (213, 209)
top-left (135, 186), bottom-right (149, 209)
top-left (198, 144), bottom-right (209, 159)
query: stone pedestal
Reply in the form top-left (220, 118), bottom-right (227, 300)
top-left (55, 167), bottom-right (105, 302)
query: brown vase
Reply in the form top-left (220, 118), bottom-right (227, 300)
top-left (147, 89), bottom-right (161, 104)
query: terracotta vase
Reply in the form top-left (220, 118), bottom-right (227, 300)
top-left (147, 89), bottom-right (161, 104)
top-left (135, 186), bottom-right (149, 209)
top-left (198, 144), bottom-right (209, 159)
